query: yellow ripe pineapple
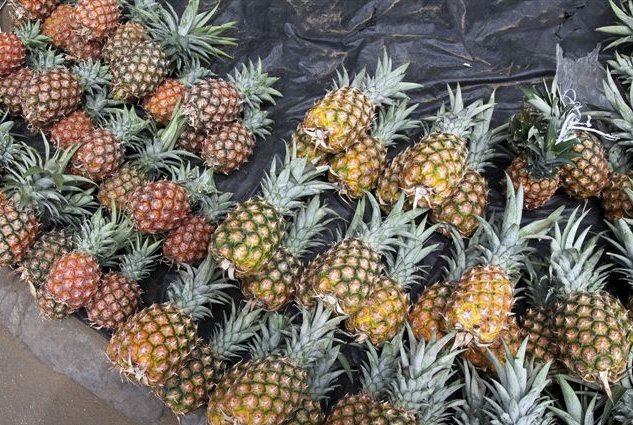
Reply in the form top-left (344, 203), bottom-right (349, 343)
top-left (301, 50), bottom-right (420, 153)
top-left (431, 91), bottom-right (507, 237)
top-left (378, 84), bottom-right (491, 210)
top-left (550, 209), bottom-right (633, 396)
top-left (329, 100), bottom-right (419, 198)
top-left (445, 176), bottom-right (563, 348)
top-left (347, 219), bottom-right (438, 346)
top-left (462, 315), bottom-right (522, 372)
top-left (297, 194), bottom-right (421, 316)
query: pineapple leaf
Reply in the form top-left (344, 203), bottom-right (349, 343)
top-left (117, 234), bottom-right (162, 282)
top-left (72, 59), bottom-right (111, 95)
top-left (605, 218), bottom-right (633, 288)
top-left (242, 106), bottom-right (273, 139)
top-left (359, 333), bottom-right (400, 397)
top-left (305, 342), bottom-right (347, 400)
top-left (284, 195), bottom-right (336, 258)
top-left (371, 99), bottom-right (420, 148)
top-left (597, 0), bottom-right (633, 49)
top-left (74, 206), bottom-right (134, 264)
top-left (549, 377), bottom-right (609, 425)
top-left (209, 303), bottom-right (262, 361)
top-left (467, 90), bottom-right (508, 171)
top-left (13, 20), bottom-right (50, 50)
top-left (248, 312), bottom-right (292, 359)
top-left (361, 49), bottom-right (422, 106)
top-left (455, 361), bottom-right (488, 425)
top-left (229, 58), bottom-right (282, 108)
top-left (428, 84), bottom-right (492, 137)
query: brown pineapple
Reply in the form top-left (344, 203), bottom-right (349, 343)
top-left (126, 180), bottom-right (191, 234)
top-left (142, 78), bottom-right (188, 125)
top-left (163, 215), bottom-right (214, 265)
top-left (49, 110), bottom-right (94, 149)
top-left (17, 229), bottom-right (75, 287)
top-left (9, 0), bottom-right (60, 26)
top-left (72, 0), bottom-right (120, 41)
top-left (0, 67), bottom-right (34, 116)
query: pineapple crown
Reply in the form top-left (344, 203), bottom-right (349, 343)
top-left (359, 334), bottom-right (400, 397)
top-left (72, 59), bottom-right (112, 95)
top-left (597, 0), bottom-right (633, 50)
top-left (178, 58), bottom-right (215, 86)
top-left (2, 139), bottom-right (96, 226)
top-left (27, 48), bottom-right (65, 72)
top-left (13, 20), bottom-right (50, 51)
top-left (130, 0), bottom-right (237, 71)
top-left (260, 146), bottom-right (334, 215)
top-left (472, 175), bottom-right (563, 279)
top-left (357, 49), bottom-right (422, 107)
top-left (74, 206), bottom-right (134, 265)
top-left (466, 90), bottom-right (507, 172)
top-left (524, 256), bottom-right (557, 309)
top-left (242, 105), bottom-right (273, 139)
top-left (605, 218), bottom-right (633, 288)
top-left (371, 99), bottom-right (420, 148)
top-left (549, 377), bottom-right (611, 425)
top-left (0, 114), bottom-right (25, 171)
top-left (170, 163), bottom-right (223, 208)
top-left (284, 195), bottom-right (336, 258)
top-left (84, 91), bottom-right (124, 121)
top-left (388, 329), bottom-right (463, 424)
top-left (443, 229), bottom-right (472, 282)
top-left (116, 235), bottom-right (162, 282)
top-left (248, 312), bottom-right (291, 359)
top-left (607, 142), bottom-right (633, 173)
top-left (454, 362), bottom-right (488, 425)
top-left (208, 303), bottom-right (262, 361)
top-left (131, 111), bottom-right (195, 179)
top-left (602, 70), bottom-right (633, 147)
top-left (482, 340), bottom-right (554, 425)
top-left (549, 208), bottom-right (611, 295)
top-left (385, 219), bottom-right (440, 290)
top-left (304, 342), bottom-right (347, 401)
top-left (98, 106), bottom-right (148, 145)
top-left (607, 52), bottom-right (633, 86)
top-left (198, 190), bottom-right (235, 223)
top-left (229, 58), bottom-right (282, 109)
top-left (344, 194), bottom-right (423, 256)
top-left (331, 67), bottom-right (366, 90)
top-left (166, 255), bottom-right (234, 321)
top-left (282, 303), bottom-right (345, 370)
top-left (428, 84), bottom-right (493, 138)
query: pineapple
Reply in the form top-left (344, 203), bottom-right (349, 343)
top-left (8, 0), bottom-right (59, 26)
top-left (201, 106), bottom-right (275, 174)
top-left (207, 303), bottom-right (345, 425)
top-left (377, 84), bottom-right (490, 210)
top-left (184, 58), bottom-right (281, 130)
top-left (241, 196), bottom-right (334, 311)
top-left (0, 21), bottom-right (49, 76)
top-left (34, 285), bottom-right (76, 319)
top-left (107, 255), bottom-right (233, 386)
top-left (98, 111), bottom-right (189, 210)
top-left (153, 304), bottom-right (262, 416)
top-left (507, 104), bottom-right (545, 153)
top-left (325, 330), bottom-right (462, 425)
top-left (0, 140), bottom-right (95, 266)
top-left (297, 194), bottom-right (420, 316)
top-left (44, 207), bottom-right (132, 310)
top-left (347, 219), bottom-right (438, 346)
top-left (42, 3), bottom-right (104, 61)
top-left (300, 51), bottom-right (420, 154)
top-left (21, 53), bottom-right (111, 128)
top-left (462, 315), bottom-right (522, 372)
top-left (100, 21), bottom-right (149, 64)
top-left (549, 208), bottom-right (633, 395)
top-left (290, 125), bottom-right (331, 166)
top-left (176, 125), bottom-right (207, 153)
top-left (209, 148), bottom-right (332, 277)
top-left (17, 229), bottom-right (74, 287)
top-left (72, 0), bottom-right (120, 41)
top-left (70, 106), bottom-right (147, 181)
top-left (329, 100), bottom-right (419, 198)
top-left (560, 132), bottom-right (609, 199)
top-left (444, 176), bottom-right (562, 347)
top-left (85, 235), bottom-right (160, 329)
top-left (431, 91), bottom-right (506, 237)
top-left (49, 110), bottom-right (95, 149)
top-left (110, 0), bottom-right (236, 102)
top-left (0, 67), bottom-right (34, 115)
top-left (0, 113), bottom-right (25, 174)
top-left (505, 76), bottom-right (585, 210)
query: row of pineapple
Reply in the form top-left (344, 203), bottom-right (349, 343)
top-left (0, 0), bottom-right (633, 423)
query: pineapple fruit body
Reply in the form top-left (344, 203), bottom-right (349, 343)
top-left (210, 198), bottom-right (285, 275)
top-left (177, 126), bottom-right (207, 153)
top-left (463, 316), bottom-right (521, 372)
top-left (408, 281), bottom-right (452, 342)
top-left (560, 132), bottom-right (609, 200)
top-left (41, 3), bottom-right (73, 49)
top-left (376, 147), bottom-right (410, 210)
top-left (207, 354), bottom-right (310, 425)
top-left (184, 78), bottom-right (243, 130)
top-left (329, 135), bottom-right (387, 198)
top-left (50, 110), bottom-right (94, 149)
top-left (431, 168), bottom-right (488, 237)
top-left (521, 306), bottom-right (559, 364)
top-left (326, 393), bottom-right (415, 425)
top-left (298, 238), bottom-right (381, 315)
top-left (85, 272), bottom-right (142, 329)
top-left (35, 286), bottom-right (76, 319)
top-left (292, 126), bottom-right (331, 166)
top-left (301, 86), bottom-right (374, 153)
top-left (21, 67), bottom-right (83, 128)
top-left (98, 165), bottom-right (148, 211)
top-left (101, 21), bottom-right (149, 64)
top-left (163, 215), bottom-right (214, 265)
top-left (9, 0), bottom-right (60, 26)
top-left (44, 251), bottom-right (101, 309)
top-left (143, 79), bottom-right (187, 125)
top-left (71, 128), bottom-right (125, 181)
top-left (241, 246), bottom-right (302, 311)
top-left (127, 181), bottom-right (191, 234)
top-left (201, 121), bottom-right (255, 174)
top-left (154, 344), bottom-right (224, 416)
top-left (17, 229), bottom-right (74, 287)
top-left (444, 265), bottom-right (514, 346)
top-left (0, 67), bottom-right (34, 116)
top-left (399, 132), bottom-right (468, 209)
top-left (73, 0), bottom-right (120, 41)
top-left (282, 399), bottom-right (324, 425)
top-left (602, 172), bottom-right (633, 220)
top-left (111, 40), bottom-right (169, 102)
top-left (0, 199), bottom-right (40, 266)
top-left (506, 154), bottom-right (560, 210)
top-left (554, 291), bottom-right (633, 385)
top-left (107, 303), bottom-right (197, 387)
top-left (0, 33), bottom-right (26, 77)
top-left (347, 276), bottom-right (408, 346)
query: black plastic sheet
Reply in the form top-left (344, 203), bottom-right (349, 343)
top-left (62, 0), bottom-right (624, 405)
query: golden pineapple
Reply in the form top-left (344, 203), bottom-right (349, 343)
top-left (300, 51), bottom-right (419, 153)
top-left (291, 125), bottom-right (331, 165)
top-left (409, 281), bottom-right (452, 342)
top-left (560, 132), bottom-right (609, 199)
top-left (142, 78), bottom-right (187, 125)
top-left (463, 315), bottom-right (522, 371)
top-left (329, 100), bottom-right (418, 198)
